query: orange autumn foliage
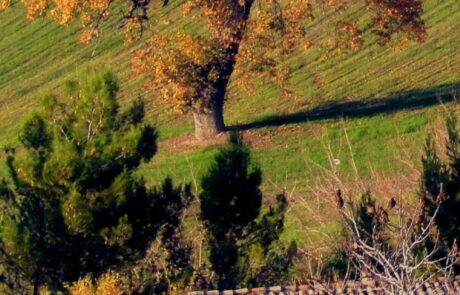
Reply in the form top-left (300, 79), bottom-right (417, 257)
top-left (68, 272), bottom-right (123, 295)
top-left (8, 0), bottom-right (427, 136)
top-left (369, 0), bottom-right (426, 44)
top-left (129, 0), bottom-right (425, 113)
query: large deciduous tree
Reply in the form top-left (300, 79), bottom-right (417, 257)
top-left (2, 0), bottom-right (427, 139)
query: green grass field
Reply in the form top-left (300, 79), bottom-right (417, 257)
top-left (1, 0), bottom-right (460, 248)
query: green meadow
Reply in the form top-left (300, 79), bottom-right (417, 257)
top-left (1, 0), bottom-right (460, 247)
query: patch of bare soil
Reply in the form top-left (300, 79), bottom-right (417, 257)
top-left (159, 132), bottom-right (229, 154)
top-left (160, 128), bottom-right (281, 154)
top-left (159, 123), bottom-right (320, 155)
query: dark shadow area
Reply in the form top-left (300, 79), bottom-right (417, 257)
top-left (228, 84), bottom-right (460, 131)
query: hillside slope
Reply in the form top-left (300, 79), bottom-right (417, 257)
top-left (1, 0), bottom-right (460, 246)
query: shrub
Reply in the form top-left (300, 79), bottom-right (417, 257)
top-left (421, 114), bottom-right (460, 248)
top-left (0, 72), bottom-right (192, 294)
top-left (200, 132), bottom-right (294, 289)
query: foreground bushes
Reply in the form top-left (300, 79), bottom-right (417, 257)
top-left (200, 132), bottom-right (295, 289)
top-left (421, 114), bottom-right (460, 250)
top-left (0, 73), bottom-right (192, 294)
top-left (0, 72), bottom-right (459, 293)
top-left (0, 73), bottom-right (295, 294)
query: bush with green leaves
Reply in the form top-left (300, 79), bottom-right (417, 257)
top-left (421, 114), bottom-right (460, 249)
top-left (200, 132), bottom-right (294, 289)
top-left (0, 72), bottom-right (192, 294)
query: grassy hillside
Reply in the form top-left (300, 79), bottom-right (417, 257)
top-left (1, 0), bottom-right (460, 247)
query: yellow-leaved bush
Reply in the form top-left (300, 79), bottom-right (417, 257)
top-left (68, 271), bottom-right (123, 295)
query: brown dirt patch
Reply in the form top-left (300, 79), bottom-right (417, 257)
top-left (159, 129), bottom-right (278, 154)
top-left (159, 123), bottom-right (320, 155)
top-left (159, 132), bottom-right (228, 154)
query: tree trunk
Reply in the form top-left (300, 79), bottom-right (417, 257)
top-left (193, 98), bottom-right (225, 140)
top-left (33, 279), bottom-right (40, 295)
top-left (192, 0), bottom-right (255, 140)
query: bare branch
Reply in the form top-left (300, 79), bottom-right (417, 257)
top-left (340, 195), bottom-right (457, 293)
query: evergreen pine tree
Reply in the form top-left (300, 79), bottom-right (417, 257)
top-left (421, 114), bottom-right (460, 248)
top-left (0, 72), bottom-right (192, 294)
top-left (200, 132), bottom-right (292, 289)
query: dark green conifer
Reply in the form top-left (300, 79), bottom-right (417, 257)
top-left (200, 132), bottom-right (293, 289)
top-left (0, 72), bottom-right (191, 294)
top-left (421, 114), bottom-right (460, 249)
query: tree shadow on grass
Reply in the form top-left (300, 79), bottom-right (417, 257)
top-left (229, 84), bottom-right (460, 132)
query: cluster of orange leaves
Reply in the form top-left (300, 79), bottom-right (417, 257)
top-left (6, 0), bottom-right (427, 114)
top-left (68, 271), bottom-right (123, 295)
top-left (368, 0), bottom-right (426, 45)
top-left (232, 0), bottom-right (313, 95)
top-left (122, 17), bottom-right (142, 43)
top-left (22, 0), bottom-right (47, 18)
top-left (0, 0), bottom-right (10, 10)
top-left (322, 21), bottom-right (363, 59)
top-left (132, 32), bottom-right (226, 113)
top-left (80, 28), bottom-right (98, 44)
top-left (181, 0), bottom-right (252, 49)
top-left (12, 0), bottom-right (111, 43)
top-left (281, 1), bottom-right (314, 52)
